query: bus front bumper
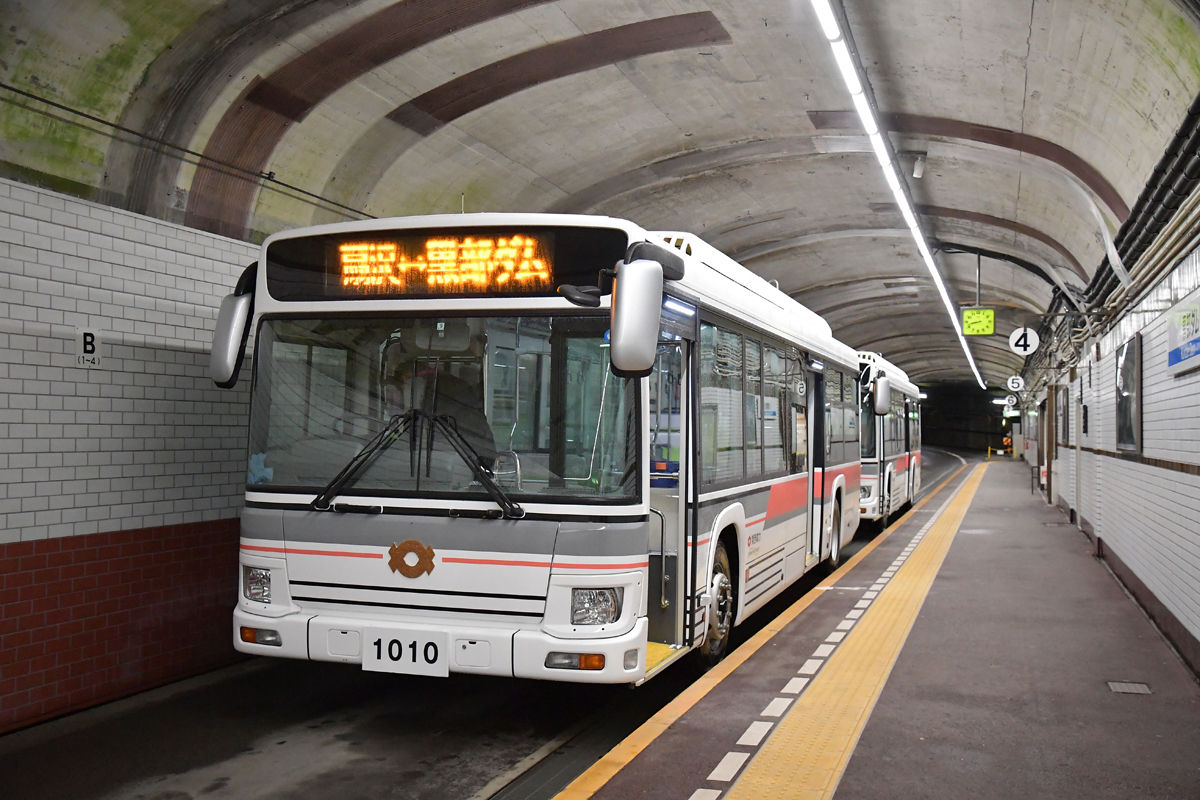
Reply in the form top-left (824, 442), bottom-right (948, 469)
top-left (233, 608), bottom-right (649, 683)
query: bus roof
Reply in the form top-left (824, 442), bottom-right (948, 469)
top-left (858, 351), bottom-right (920, 397)
top-left (651, 230), bottom-right (858, 368)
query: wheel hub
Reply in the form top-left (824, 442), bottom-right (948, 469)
top-left (709, 572), bottom-right (732, 640)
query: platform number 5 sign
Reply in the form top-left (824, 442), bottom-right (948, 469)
top-left (1008, 327), bottom-right (1039, 356)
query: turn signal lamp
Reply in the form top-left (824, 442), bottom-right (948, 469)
top-left (240, 627), bottom-right (282, 646)
top-left (545, 652), bottom-right (606, 670)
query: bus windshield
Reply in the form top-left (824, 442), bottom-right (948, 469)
top-left (246, 314), bottom-right (639, 504)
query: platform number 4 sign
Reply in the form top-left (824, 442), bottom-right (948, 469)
top-left (1008, 327), bottom-right (1040, 357)
top-left (75, 328), bottom-right (102, 369)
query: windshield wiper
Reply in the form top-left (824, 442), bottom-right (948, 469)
top-left (426, 413), bottom-right (525, 519)
top-left (311, 410), bottom-right (524, 519)
top-left (312, 411), bottom-right (415, 511)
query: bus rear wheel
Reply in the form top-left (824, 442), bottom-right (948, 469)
top-left (697, 540), bottom-right (734, 668)
top-left (828, 499), bottom-right (843, 568)
top-left (880, 474), bottom-right (891, 527)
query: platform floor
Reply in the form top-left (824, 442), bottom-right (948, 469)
top-left (559, 459), bottom-right (1200, 800)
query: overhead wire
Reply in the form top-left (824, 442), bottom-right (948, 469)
top-left (0, 80), bottom-right (374, 223)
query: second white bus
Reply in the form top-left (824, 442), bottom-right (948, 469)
top-left (858, 352), bottom-right (921, 524)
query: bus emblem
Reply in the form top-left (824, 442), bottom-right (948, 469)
top-left (388, 540), bottom-right (437, 578)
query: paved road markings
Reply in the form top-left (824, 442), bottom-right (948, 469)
top-left (687, 789), bottom-right (722, 800)
top-left (723, 464), bottom-right (988, 800)
top-left (761, 698), bottom-right (794, 717)
top-left (845, 609), bottom-right (863, 619)
top-left (708, 752), bottom-right (750, 781)
top-left (737, 721), bottom-right (775, 746)
top-left (798, 659), bottom-right (824, 674)
top-left (782, 677), bottom-right (810, 694)
top-left (825, 632), bottom-right (846, 643)
top-left (835, 619), bottom-right (855, 631)
top-left (812, 644), bottom-right (836, 657)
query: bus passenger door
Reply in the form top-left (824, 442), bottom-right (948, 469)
top-left (808, 368), bottom-right (826, 565)
top-left (647, 339), bottom-right (689, 662)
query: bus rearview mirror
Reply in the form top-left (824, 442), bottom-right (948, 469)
top-left (609, 258), bottom-right (663, 377)
top-left (874, 376), bottom-right (891, 416)
top-left (211, 262), bottom-right (257, 388)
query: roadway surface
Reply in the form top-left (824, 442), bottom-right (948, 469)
top-left (0, 450), bottom-right (961, 800)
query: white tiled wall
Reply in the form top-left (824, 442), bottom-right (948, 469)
top-left (1049, 249), bottom-right (1200, 648)
top-left (0, 179), bottom-right (256, 542)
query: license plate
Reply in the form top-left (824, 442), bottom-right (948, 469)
top-left (362, 627), bottom-right (450, 677)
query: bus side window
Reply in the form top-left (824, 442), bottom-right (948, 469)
top-left (820, 371), bottom-right (830, 460)
top-left (763, 346), bottom-right (788, 474)
top-left (914, 404), bottom-right (921, 451)
top-left (829, 369), bottom-right (844, 465)
top-left (788, 353), bottom-right (808, 474)
top-left (700, 323), bottom-right (744, 486)
top-left (843, 373), bottom-right (857, 455)
top-left (904, 399), bottom-right (911, 451)
top-left (745, 340), bottom-right (763, 478)
top-left (891, 397), bottom-right (903, 451)
top-left (792, 401), bottom-right (808, 474)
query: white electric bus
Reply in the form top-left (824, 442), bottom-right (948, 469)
top-left (212, 213), bottom-right (869, 684)
top-left (857, 352), bottom-right (921, 524)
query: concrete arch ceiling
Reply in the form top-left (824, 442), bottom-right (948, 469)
top-left (4, 0), bottom-right (1200, 386)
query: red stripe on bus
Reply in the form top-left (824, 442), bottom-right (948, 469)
top-left (696, 537), bottom-right (711, 547)
top-left (554, 561), bottom-right (649, 570)
top-left (240, 544), bottom-right (381, 559)
top-left (765, 475), bottom-right (808, 522)
top-left (441, 556), bottom-right (552, 567)
top-left (745, 513), bottom-right (767, 526)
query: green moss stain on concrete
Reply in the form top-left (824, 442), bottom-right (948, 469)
top-left (0, 0), bottom-right (221, 189)
top-left (1157, 1), bottom-right (1200, 88)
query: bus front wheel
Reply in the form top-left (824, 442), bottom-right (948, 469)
top-left (697, 540), bottom-right (734, 668)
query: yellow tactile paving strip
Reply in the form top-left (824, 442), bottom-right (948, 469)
top-left (553, 464), bottom-right (968, 800)
top-left (724, 464), bottom-right (988, 800)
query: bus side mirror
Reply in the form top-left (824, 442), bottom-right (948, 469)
top-left (874, 376), bottom-right (891, 416)
top-left (609, 258), bottom-right (663, 377)
top-left (211, 262), bottom-right (257, 388)
top-left (625, 241), bottom-right (685, 281)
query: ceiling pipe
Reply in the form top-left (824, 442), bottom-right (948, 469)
top-left (1085, 89), bottom-right (1200, 309)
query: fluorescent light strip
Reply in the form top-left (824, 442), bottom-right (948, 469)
top-left (808, 0), bottom-right (986, 389)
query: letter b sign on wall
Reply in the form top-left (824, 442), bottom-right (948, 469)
top-left (75, 328), bottom-right (102, 369)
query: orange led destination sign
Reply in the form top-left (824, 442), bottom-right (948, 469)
top-left (338, 233), bottom-right (552, 295)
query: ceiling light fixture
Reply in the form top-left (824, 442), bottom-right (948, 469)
top-left (807, 0), bottom-right (986, 389)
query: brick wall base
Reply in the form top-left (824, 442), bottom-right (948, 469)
top-left (0, 518), bottom-right (242, 734)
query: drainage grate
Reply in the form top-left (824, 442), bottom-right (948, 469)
top-left (1107, 681), bottom-right (1152, 694)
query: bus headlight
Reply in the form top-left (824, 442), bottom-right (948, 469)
top-left (860, 486), bottom-right (871, 499)
top-left (571, 588), bottom-right (622, 625)
top-left (243, 566), bottom-right (272, 603)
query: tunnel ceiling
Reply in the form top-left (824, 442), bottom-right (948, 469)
top-left (4, 0), bottom-right (1200, 386)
